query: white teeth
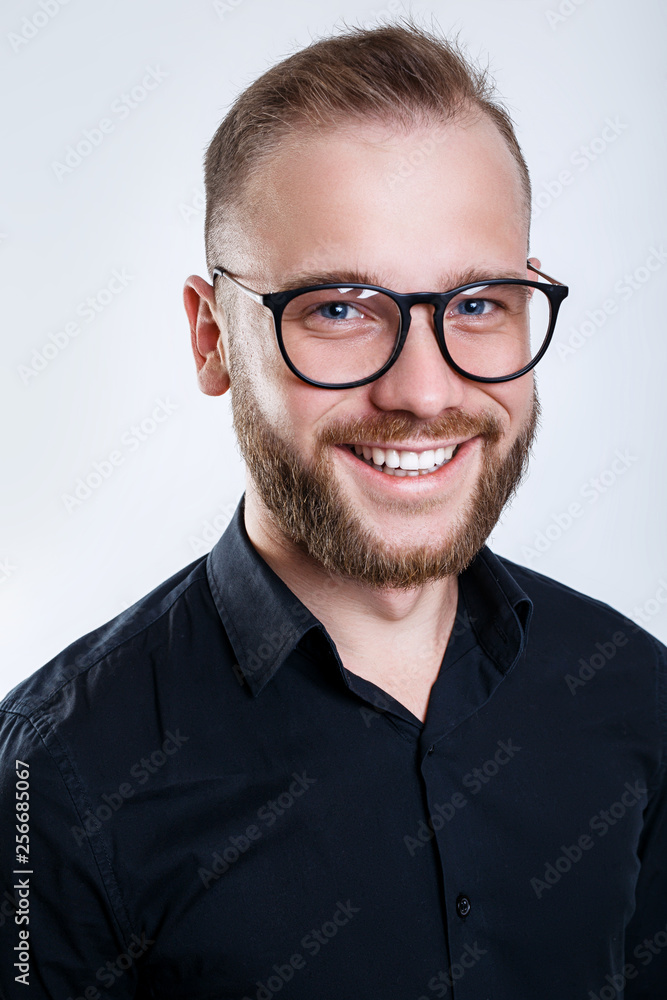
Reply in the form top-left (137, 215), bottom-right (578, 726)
top-left (348, 442), bottom-right (461, 476)
top-left (399, 451), bottom-right (420, 471)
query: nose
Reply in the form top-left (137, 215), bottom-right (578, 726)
top-left (367, 302), bottom-right (467, 417)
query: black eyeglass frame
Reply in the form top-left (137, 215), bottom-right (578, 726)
top-left (212, 261), bottom-right (569, 389)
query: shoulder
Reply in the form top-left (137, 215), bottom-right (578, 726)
top-left (490, 552), bottom-right (667, 779)
top-left (495, 551), bottom-right (666, 656)
top-left (0, 552), bottom-right (212, 726)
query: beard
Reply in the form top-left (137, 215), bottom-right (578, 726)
top-left (228, 344), bottom-right (540, 589)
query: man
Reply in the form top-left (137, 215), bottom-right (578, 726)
top-left (1, 20), bottom-right (665, 999)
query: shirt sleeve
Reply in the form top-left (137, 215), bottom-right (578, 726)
top-left (623, 635), bottom-right (667, 998)
top-left (0, 708), bottom-right (141, 999)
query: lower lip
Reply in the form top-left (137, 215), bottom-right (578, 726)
top-left (335, 437), bottom-right (481, 493)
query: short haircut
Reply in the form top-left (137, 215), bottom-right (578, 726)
top-left (204, 19), bottom-right (532, 274)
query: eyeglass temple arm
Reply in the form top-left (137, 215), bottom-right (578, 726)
top-left (213, 262), bottom-right (565, 294)
top-left (526, 261), bottom-right (565, 285)
top-left (211, 268), bottom-right (264, 304)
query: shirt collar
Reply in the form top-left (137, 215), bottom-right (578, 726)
top-left (207, 495), bottom-right (533, 696)
top-left (206, 495), bottom-right (320, 696)
top-left (460, 545), bottom-right (534, 676)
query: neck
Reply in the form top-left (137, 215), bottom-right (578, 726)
top-left (243, 481), bottom-right (460, 722)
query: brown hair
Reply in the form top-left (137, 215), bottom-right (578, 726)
top-left (204, 19), bottom-right (531, 273)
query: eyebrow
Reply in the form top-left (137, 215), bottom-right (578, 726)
top-left (277, 266), bottom-right (529, 292)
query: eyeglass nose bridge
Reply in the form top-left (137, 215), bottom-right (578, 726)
top-left (390, 290), bottom-right (456, 370)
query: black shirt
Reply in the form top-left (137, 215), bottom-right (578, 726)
top-left (1, 495), bottom-right (666, 999)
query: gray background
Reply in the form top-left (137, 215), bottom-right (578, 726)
top-left (2, 0), bottom-right (666, 691)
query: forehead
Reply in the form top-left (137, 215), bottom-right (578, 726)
top-left (239, 117), bottom-right (529, 291)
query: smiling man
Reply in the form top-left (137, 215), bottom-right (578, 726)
top-left (190, 111), bottom-right (550, 724)
top-left (1, 21), bottom-right (666, 1000)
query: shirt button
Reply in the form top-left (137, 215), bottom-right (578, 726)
top-left (456, 894), bottom-right (471, 918)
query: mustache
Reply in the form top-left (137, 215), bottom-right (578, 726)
top-left (316, 409), bottom-right (504, 449)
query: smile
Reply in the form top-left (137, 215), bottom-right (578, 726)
top-left (345, 443), bottom-right (462, 476)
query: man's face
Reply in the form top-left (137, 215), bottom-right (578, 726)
top-left (220, 115), bottom-right (539, 587)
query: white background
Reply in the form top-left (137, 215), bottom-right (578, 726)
top-left (2, 0), bottom-right (666, 693)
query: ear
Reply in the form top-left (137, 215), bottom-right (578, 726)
top-left (183, 275), bottom-right (230, 396)
top-left (527, 256), bottom-right (542, 274)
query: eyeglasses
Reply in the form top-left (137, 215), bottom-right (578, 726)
top-left (212, 262), bottom-right (568, 388)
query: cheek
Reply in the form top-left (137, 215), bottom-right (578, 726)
top-left (236, 308), bottom-right (358, 442)
top-left (480, 378), bottom-right (534, 443)
top-left (230, 311), bottom-right (287, 421)
top-left (234, 334), bottom-right (328, 446)
top-left (278, 386), bottom-right (342, 451)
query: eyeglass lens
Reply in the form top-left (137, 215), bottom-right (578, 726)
top-left (280, 283), bottom-right (551, 384)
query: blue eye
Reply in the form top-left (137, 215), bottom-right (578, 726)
top-left (456, 299), bottom-right (489, 316)
top-left (315, 302), bottom-right (363, 321)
